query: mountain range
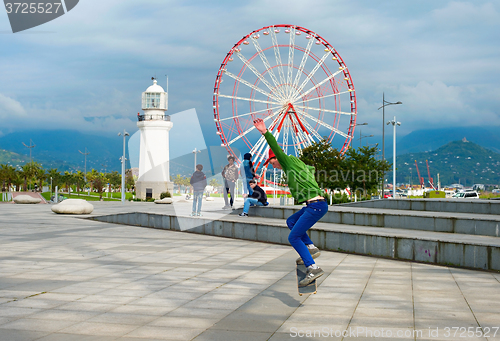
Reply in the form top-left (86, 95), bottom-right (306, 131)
top-left (0, 127), bottom-right (499, 184)
top-left (388, 139), bottom-right (500, 187)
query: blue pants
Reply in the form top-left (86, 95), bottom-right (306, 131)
top-left (243, 197), bottom-right (264, 213)
top-left (192, 191), bottom-right (203, 213)
top-left (286, 201), bottom-right (328, 267)
top-left (242, 179), bottom-right (253, 196)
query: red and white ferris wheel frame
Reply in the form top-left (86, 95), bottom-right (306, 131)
top-left (213, 24), bottom-right (357, 163)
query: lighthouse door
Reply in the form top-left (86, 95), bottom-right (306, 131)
top-left (146, 188), bottom-right (153, 200)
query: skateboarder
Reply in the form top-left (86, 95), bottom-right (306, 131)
top-left (253, 118), bottom-right (328, 286)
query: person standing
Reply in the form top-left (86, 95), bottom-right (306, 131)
top-left (241, 152), bottom-right (256, 196)
top-left (190, 164), bottom-right (207, 216)
top-left (238, 180), bottom-right (268, 217)
top-left (222, 156), bottom-right (238, 209)
top-left (253, 118), bottom-right (327, 286)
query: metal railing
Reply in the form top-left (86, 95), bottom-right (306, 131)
top-left (137, 114), bottom-right (171, 122)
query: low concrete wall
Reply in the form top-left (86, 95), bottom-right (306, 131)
top-left (90, 212), bottom-right (500, 272)
top-left (341, 198), bottom-right (500, 215)
top-left (235, 206), bottom-right (500, 237)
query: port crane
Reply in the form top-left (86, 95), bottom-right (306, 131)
top-left (414, 160), bottom-right (425, 188)
top-left (426, 160), bottom-right (435, 189)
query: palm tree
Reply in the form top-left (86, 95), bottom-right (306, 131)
top-left (74, 171), bottom-right (85, 196)
top-left (173, 174), bottom-right (184, 194)
top-left (0, 164), bottom-right (7, 192)
top-left (36, 167), bottom-right (46, 192)
top-left (88, 169), bottom-right (107, 200)
top-left (12, 171), bottom-right (23, 192)
top-left (47, 168), bottom-right (61, 193)
top-left (4, 165), bottom-right (16, 192)
top-left (107, 171), bottom-right (121, 195)
top-left (62, 171), bottom-right (74, 194)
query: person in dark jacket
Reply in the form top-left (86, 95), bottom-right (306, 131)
top-left (241, 152), bottom-right (256, 196)
top-left (239, 180), bottom-right (268, 217)
top-left (190, 164), bottom-right (207, 216)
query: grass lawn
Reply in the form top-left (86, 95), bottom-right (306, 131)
top-left (41, 191), bottom-right (134, 202)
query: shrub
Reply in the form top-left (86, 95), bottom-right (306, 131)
top-left (330, 193), bottom-right (350, 205)
top-left (146, 197), bottom-right (155, 202)
top-left (160, 191), bottom-right (172, 199)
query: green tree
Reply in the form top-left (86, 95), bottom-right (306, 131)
top-left (107, 171), bottom-right (121, 193)
top-left (182, 176), bottom-right (191, 193)
top-left (209, 178), bottom-right (220, 188)
top-left (300, 139), bottom-right (390, 200)
top-left (62, 171), bottom-right (75, 194)
top-left (125, 169), bottom-right (135, 190)
top-left (47, 168), bottom-right (62, 193)
top-left (35, 166), bottom-right (46, 192)
top-left (0, 164), bottom-right (7, 192)
top-left (173, 174), bottom-right (184, 193)
top-left (343, 145), bottom-right (390, 199)
top-left (2, 164), bottom-right (16, 192)
top-left (12, 171), bottom-right (23, 192)
top-left (74, 171), bottom-right (85, 195)
top-left (88, 169), bottom-right (107, 200)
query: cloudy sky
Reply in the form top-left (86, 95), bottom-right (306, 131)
top-left (0, 0), bottom-right (499, 148)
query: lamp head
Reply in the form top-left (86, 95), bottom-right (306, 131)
top-left (396, 101), bottom-right (402, 104)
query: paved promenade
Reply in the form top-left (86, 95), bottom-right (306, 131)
top-left (1, 200), bottom-right (499, 340)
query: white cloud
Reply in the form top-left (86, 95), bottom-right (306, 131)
top-left (0, 93), bottom-right (26, 119)
top-left (0, 0), bottom-right (499, 142)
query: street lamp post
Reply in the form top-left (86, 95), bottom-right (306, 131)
top-left (22, 139), bottom-right (35, 191)
top-left (192, 148), bottom-right (201, 171)
top-left (79, 148), bottom-right (90, 195)
top-left (358, 132), bottom-right (374, 148)
top-left (378, 94), bottom-right (402, 196)
top-left (387, 116), bottom-right (401, 198)
top-left (355, 123), bottom-right (368, 148)
top-left (118, 130), bottom-right (130, 203)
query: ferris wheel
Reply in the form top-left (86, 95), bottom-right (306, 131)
top-left (213, 24), bottom-right (357, 168)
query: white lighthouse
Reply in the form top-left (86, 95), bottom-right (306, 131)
top-left (135, 78), bottom-right (174, 200)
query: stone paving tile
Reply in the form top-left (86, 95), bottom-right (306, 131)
top-left (37, 334), bottom-right (117, 341)
top-left (87, 312), bottom-right (159, 325)
top-left (110, 304), bottom-right (177, 316)
top-left (0, 306), bottom-right (42, 318)
top-left (148, 316), bottom-right (220, 329)
top-left (28, 309), bottom-right (100, 322)
top-left (0, 329), bottom-right (49, 341)
top-left (124, 325), bottom-right (205, 340)
top-left (58, 321), bottom-right (138, 337)
top-left (0, 318), bottom-right (77, 333)
top-left (192, 329), bottom-right (273, 341)
top-left (2, 203), bottom-right (500, 340)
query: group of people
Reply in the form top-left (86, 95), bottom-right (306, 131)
top-left (189, 152), bottom-right (268, 217)
top-left (188, 118), bottom-right (328, 286)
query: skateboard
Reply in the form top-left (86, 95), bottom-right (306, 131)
top-left (296, 263), bottom-right (317, 296)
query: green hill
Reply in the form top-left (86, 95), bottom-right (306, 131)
top-left (390, 140), bottom-right (500, 187)
top-left (0, 149), bottom-right (29, 166)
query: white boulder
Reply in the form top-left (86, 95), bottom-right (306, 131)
top-left (51, 199), bottom-right (94, 214)
top-left (155, 197), bottom-right (173, 204)
top-left (14, 195), bottom-right (41, 204)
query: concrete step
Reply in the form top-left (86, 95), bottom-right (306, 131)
top-left (89, 211), bottom-right (500, 272)
top-left (341, 198), bottom-right (500, 215)
top-left (236, 205), bottom-right (500, 238)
